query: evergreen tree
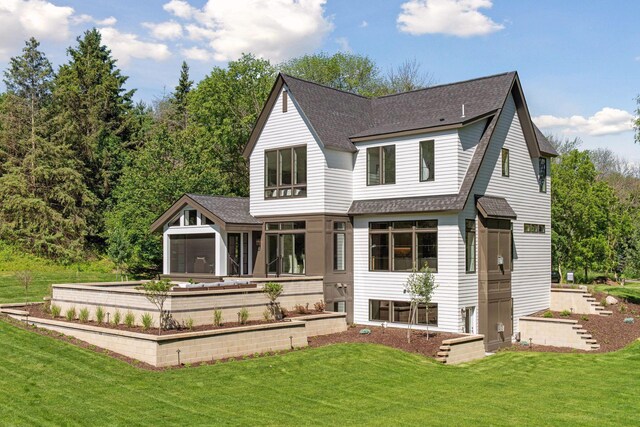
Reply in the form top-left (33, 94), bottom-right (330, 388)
top-left (171, 61), bottom-right (192, 129)
top-left (0, 38), bottom-right (95, 259)
top-left (51, 29), bottom-right (135, 245)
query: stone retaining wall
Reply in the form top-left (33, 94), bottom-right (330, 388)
top-left (437, 335), bottom-right (485, 364)
top-left (519, 316), bottom-right (599, 350)
top-left (50, 279), bottom-right (324, 328)
top-left (1, 307), bottom-right (347, 367)
top-left (550, 288), bottom-right (601, 315)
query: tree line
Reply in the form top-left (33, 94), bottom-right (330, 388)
top-left (0, 30), bottom-right (431, 275)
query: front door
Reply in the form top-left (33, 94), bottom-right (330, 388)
top-left (478, 217), bottom-right (513, 351)
top-left (227, 233), bottom-right (241, 276)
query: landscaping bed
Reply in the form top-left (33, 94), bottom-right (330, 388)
top-left (509, 291), bottom-right (640, 353)
top-left (23, 304), bottom-right (326, 336)
top-left (308, 325), bottom-right (462, 358)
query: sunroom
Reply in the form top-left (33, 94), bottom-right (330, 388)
top-left (150, 194), bottom-right (262, 279)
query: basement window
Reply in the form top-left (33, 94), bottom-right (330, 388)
top-left (369, 299), bottom-right (438, 325)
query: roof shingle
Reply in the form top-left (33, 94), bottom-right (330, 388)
top-left (187, 194), bottom-right (261, 225)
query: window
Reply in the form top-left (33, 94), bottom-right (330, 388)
top-left (202, 215), bottom-right (215, 225)
top-left (333, 222), bottom-right (346, 271)
top-left (266, 221), bottom-right (306, 275)
top-left (502, 148), bottom-right (510, 177)
top-left (282, 91), bottom-right (288, 113)
top-left (524, 223), bottom-right (546, 234)
top-left (169, 234), bottom-right (215, 274)
top-left (334, 301), bottom-right (346, 313)
top-left (539, 157), bottom-right (547, 192)
top-left (369, 299), bottom-right (438, 325)
top-left (369, 220), bottom-right (437, 272)
top-left (465, 219), bottom-right (476, 273)
top-left (185, 210), bottom-right (197, 226)
top-left (367, 145), bottom-right (395, 185)
top-left (420, 140), bottom-right (435, 181)
top-left (264, 146), bottom-right (307, 199)
top-left (169, 216), bottom-right (180, 227)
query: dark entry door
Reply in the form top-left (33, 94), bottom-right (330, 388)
top-left (228, 233), bottom-right (241, 276)
top-left (478, 218), bottom-right (513, 351)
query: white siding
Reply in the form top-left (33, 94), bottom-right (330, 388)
top-left (352, 131), bottom-right (460, 200)
top-left (323, 147), bottom-right (353, 213)
top-left (352, 213), bottom-right (461, 332)
top-left (465, 94), bottom-right (552, 332)
top-left (249, 89), bottom-right (326, 216)
top-left (457, 119), bottom-right (485, 185)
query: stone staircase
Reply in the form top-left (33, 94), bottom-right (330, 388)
top-left (581, 293), bottom-right (613, 316)
top-left (572, 323), bottom-right (600, 350)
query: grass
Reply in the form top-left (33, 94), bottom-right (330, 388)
top-left (594, 281), bottom-right (640, 304)
top-left (0, 319), bottom-right (638, 426)
top-left (0, 244), bottom-right (118, 304)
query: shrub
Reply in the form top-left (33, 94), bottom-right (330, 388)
top-left (263, 308), bottom-right (272, 322)
top-left (51, 304), bottom-right (61, 318)
top-left (601, 299), bottom-right (608, 307)
top-left (112, 310), bottom-right (122, 325)
top-left (124, 311), bottom-right (136, 328)
top-left (619, 304), bottom-right (628, 313)
top-left (560, 310), bottom-right (571, 317)
top-left (542, 310), bottom-right (554, 318)
top-left (314, 300), bottom-right (326, 313)
top-left (280, 307), bottom-right (289, 318)
top-left (95, 306), bottom-right (105, 324)
top-left (185, 317), bottom-right (194, 330)
top-left (213, 309), bottom-right (223, 327)
top-left (581, 315), bottom-right (589, 321)
top-left (79, 308), bottom-right (90, 323)
top-left (65, 307), bottom-right (77, 321)
top-left (263, 282), bottom-right (283, 302)
top-left (141, 313), bottom-right (153, 331)
top-left (238, 307), bottom-right (249, 325)
top-left (295, 303), bottom-right (310, 315)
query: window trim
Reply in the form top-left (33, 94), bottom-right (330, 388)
top-left (369, 299), bottom-right (438, 326)
top-left (538, 157), bottom-right (547, 193)
top-left (501, 148), bottom-right (510, 177)
top-left (264, 145), bottom-right (307, 199)
top-left (368, 220), bottom-right (438, 272)
top-left (524, 223), bottom-right (546, 234)
top-left (419, 140), bottom-right (435, 182)
top-left (282, 91), bottom-right (288, 113)
top-left (333, 221), bottom-right (347, 272)
top-left (465, 219), bottom-right (476, 273)
top-left (184, 209), bottom-right (198, 226)
top-left (366, 145), bottom-right (396, 186)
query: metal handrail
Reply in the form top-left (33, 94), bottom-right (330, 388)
top-left (266, 256), bottom-right (281, 278)
top-left (227, 254), bottom-right (240, 276)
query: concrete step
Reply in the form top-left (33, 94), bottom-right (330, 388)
top-left (584, 297), bottom-right (596, 301)
top-left (590, 344), bottom-right (601, 350)
top-left (437, 351), bottom-right (450, 357)
top-left (575, 329), bottom-right (589, 334)
top-left (435, 357), bottom-right (447, 364)
top-left (439, 345), bottom-right (451, 351)
top-left (584, 339), bottom-right (598, 344)
top-left (579, 334), bottom-right (593, 340)
top-left (572, 324), bottom-right (583, 329)
top-left (598, 310), bottom-right (613, 316)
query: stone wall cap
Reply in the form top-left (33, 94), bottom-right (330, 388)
top-left (519, 316), bottom-right (578, 324)
top-left (442, 334), bottom-right (485, 345)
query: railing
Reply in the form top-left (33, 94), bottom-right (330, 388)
top-left (266, 256), bottom-right (281, 278)
top-left (227, 255), bottom-right (240, 276)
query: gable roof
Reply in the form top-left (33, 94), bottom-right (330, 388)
top-left (534, 124), bottom-right (558, 156)
top-left (150, 194), bottom-right (260, 233)
top-left (244, 71), bottom-right (555, 160)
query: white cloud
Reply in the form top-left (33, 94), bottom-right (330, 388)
top-left (335, 37), bottom-right (351, 52)
top-left (164, 0), bottom-right (333, 62)
top-left (73, 13), bottom-right (117, 26)
top-left (360, 20), bottom-right (368, 28)
top-left (397, 0), bottom-right (504, 37)
top-left (164, 0), bottom-right (197, 20)
top-left (182, 46), bottom-right (212, 61)
top-left (533, 107), bottom-right (635, 137)
top-left (98, 27), bottom-right (171, 66)
top-left (143, 20), bottom-right (183, 40)
top-left (0, 0), bottom-right (74, 58)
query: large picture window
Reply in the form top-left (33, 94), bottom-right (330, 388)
top-left (370, 299), bottom-right (438, 325)
top-left (169, 234), bottom-right (215, 274)
top-left (420, 140), bottom-right (435, 181)
top-left (369, 220), bottom-right (437, 272)
top-left (264, 146), bottom-right (307, 199)
top-left (465, 219), bottom-right (476, 273)
top-left (266, 221), bottom-right (306, 275)
top-left (367, 145), bottom-right (395, 185)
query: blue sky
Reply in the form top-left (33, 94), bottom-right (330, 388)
top-left (1, 0), bottom-right (638, 161)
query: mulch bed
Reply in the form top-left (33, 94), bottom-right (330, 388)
top-left (507, 291), bottom-right (640, 354)
top-left (23, 304), bottom-right (326, 336)
top-left (308, 325), bottom-right (462, 358)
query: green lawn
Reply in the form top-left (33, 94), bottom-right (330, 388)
top-left (0, 245), bottom-right (118, 304)
top-left (0, 319), bottom-right (638, 426)
top-left (594, 281), bottom-right (640, 304)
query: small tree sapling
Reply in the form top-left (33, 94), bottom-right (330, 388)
top-left (141, 279), bottom-right (173, 335)
top-left (403, 266), bottom-right (438, 343)
top-left (263, 282), bottom-right (284, 320)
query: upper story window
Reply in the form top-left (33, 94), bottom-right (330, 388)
top-left (169, 216), bottom-right (180, 227)
top-left (367, 145), bottom-right (395, 186)
top-left (524, 223), bottom-right (546, 234)
top-left (369, 220), bottom-right (437, 272)
top-left (501, 148), bottom-right (510, 177)
top-left (282, 91), bottom-right (288, 113)
top-left (264, 146), bottom-right (307, 199)
top-left (420, 140), bottom-right (435, 182)
top-left (333, 221), bottom-right (347, 272)
top-left (538, 158), bottom-right (547, 193)
top-left (185, 210), bottom-right (198, 226)
top-left (202, 214), bottom-right (215, 225)
top-left (465, 219), bottom-right (476, 273)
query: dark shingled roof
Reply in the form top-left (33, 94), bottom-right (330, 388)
top-left (187, 194), bottom-right (261, 225)
top-left (348, 194), bottom-right (461, 215)
top-left (476, 195), bottom-right (517, 219)
top-left (533, 124), bottom-right (558, 156)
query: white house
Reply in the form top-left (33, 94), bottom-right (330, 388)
top-left (151, 71), bottom-right (558, 351)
